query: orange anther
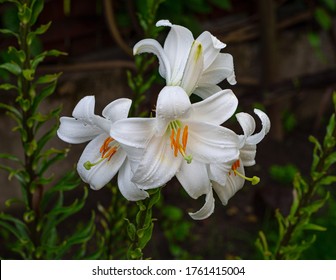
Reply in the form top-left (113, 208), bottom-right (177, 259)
top-left (99, 137), bottom-right (117, 161)
top-left (182, 125), bottom-right (188, 150)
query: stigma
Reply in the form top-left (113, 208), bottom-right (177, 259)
top-left (84, 136), bottom-right (118, 170)
top-left (230, 159), bottom-right (260, 185)
top-left (169, 121), bottom-right (192, 164)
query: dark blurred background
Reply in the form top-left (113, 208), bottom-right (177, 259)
top-left (0, 0), bottom-right (335, 259)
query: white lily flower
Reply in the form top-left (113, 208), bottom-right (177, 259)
top-left (133, 19), bottom-right (236, 99)
top-left (57, 96), bottom-right (149, 201)
top-left (209, 109), bottom-right (271, 205)
top-left (110, 86), bottom-right (239, 219)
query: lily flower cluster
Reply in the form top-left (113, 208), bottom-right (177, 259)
top-left (57, 20), bottom-right (270, 220)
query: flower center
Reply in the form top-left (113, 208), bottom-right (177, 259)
top-left (84, 136), bottom-right (118, 170)
top-left (169, 120), bottom-right (192, 164)
top-left (230, 159), bottom-right (260, 185)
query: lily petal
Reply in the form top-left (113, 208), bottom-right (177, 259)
top-left (246, 109), bottom-right (271, 145)
top-left (132, 135), bottom-right (183, 189)
top-left (189, 190), bottom-right (215, 220)
top-left (156, 86), bottom-right (192, 131)
top-left (198, 53), bottom-right (236, 86)
top-left (240, 144), bottom-right (257, 166)
top-left (57, 117), bottom-right (101, 144)
top-left (180, 41), bottom-right (204, 95)
top-left (72, 95), bottom-right (95, 122)
top-left (159, 21), bottom-right (194, 85)
top-left (110, 118), bottom-right (156, 149)
top-left (102, 98), bottom-right (131, 123)
top-left (236, 112), bottom-right (256, 139)
top-left (212, 164), bottom-right (245, 205)
top-left (133, 38), bottom-right (171, 82)
top-left (196, 31), bottom-right (225, 69)
top-left (187, 121), bottom-right (239, 164)
top-left (189, 89), bottom-right (238, 125)
top-left (208, 161), bottom-right (233, 186)
top-left (77, 133), bottom-right (127, 190)
top-left (193, 84), bottom-right (222, 99)
top-left (118, 159), bottom-right (149, 201)
top-left (176, 160), bottom-right (211, 199)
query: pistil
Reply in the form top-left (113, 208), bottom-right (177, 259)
top-left (231, 159), bottom-right (260, 185)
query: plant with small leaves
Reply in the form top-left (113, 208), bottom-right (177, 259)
top-left (256, 92), bottom-right (336, 260)
top-left (0, 0), bottom-right (94, 259)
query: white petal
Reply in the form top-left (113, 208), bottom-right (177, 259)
top-left (133, 38), bottom-right (171, 82)
top-left (187, 121), bottom-right (239, 164)
top-left (156, 86), bottom-right (192, 125)
top-left (57, 117), bottom-right (101, 144)
top-left (132, 135), bottom-right (182, 189)
top-left (72, 95), bottom-right (95, 122)
top-left (246, 109), bottom-right (271, 145)
top-left (193, 84), bottom-right (222, 99)
top-left (102, 98), bottom-right (131, 123)
top-left (189, 190), bottom-right (215, 220)
top-left (180, 41), bottom-right (204, 95)
top-left (176, 160), bottom-right (211, 199)
top-left (77, 134), bottom-right (126, 190)
top-left (198, 53), bottom-right (236, 86)
top-left (240, 144), bottom-right (257, 166)
top-left (110, 118), bottom-right (156, 149)
top-left (208, 161), bottom-right (233, 186)
top-left (196, 31), bottom-right (224, 70)
top-left (162, 22), bottom-right (194, 85)
top-left (189, 89), bottom-right (238, 125)
top-left (117, 159), bottom-right (149, 201)
top-left (212, 164), bottom-right (245, 205)
top-left (236, 112), bottom-right (256, 138)
top-left (156, 19), bottom-right (172, 27)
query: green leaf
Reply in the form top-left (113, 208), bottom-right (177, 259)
top-left (128, 247), bottom-right (143, 260)
top-left (25, 139), bottom-right (37, 156)
top-left (0, 153), bottom-right (21, 163)
top-left (0, 28), bottom-right (18, 39)
top-left (8, 46), bottom-right (26, 63)
top-left (31, 81), bottom-right (57, 113)
top-left (18, 4), bottom-right (32, 24)
top-left (30, 0), bottom-right (44, 25)
top-left (324, 151), bottom-right (336, 169)
top-left (126, 220), bottom-right (136, 241)
top-left (31, 49), bottom-right (67, 69)
top-left (34, 21), bottom-right (51, 35)
top-left (0, 62), bottom-right (21, 75)
top-left (35, 73), bottom-right (62, 84)
top-left (148, 188), bottom-right (161, 208)
top-left (318, 175), bottom-right (336, 186)
top-left (0, 83), bottom-right (17, 91)
top-left (314, 7), bottom-right (332, 30)
top-left (300, 192), bottom-right (330, 215)
top-left (0, 102), bottom-right (22, 121)
top-left (138, 223), bottom-right (154, 249)
top-left (22, 69), bottom-right (35, 81)
top-left (302, 223), bottom-right (327, 231)
top-left (27, 22), bottom-right (51, 45)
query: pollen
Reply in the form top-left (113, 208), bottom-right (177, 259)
top-left (100, 136), bottom-right (117, 161)
top-left (83, 136), bottom-right (118, 170)
top-left (169, 122), bottom-right (192, 164)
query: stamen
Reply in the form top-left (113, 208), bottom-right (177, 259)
top-left (83, 136), bottom-right (118, 170)
top-left (230, 159), bottom-right (260, 185)
top-left (182, 125), bottom-right (188, 150)
top-left (169, 121), bottom-right (192, 164)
